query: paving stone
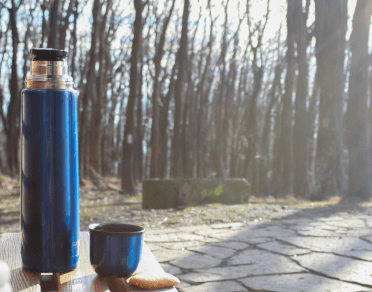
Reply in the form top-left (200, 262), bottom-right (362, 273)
top-left (318, 216), bottom-right (346, 222)
top-left (297, 228), bottom-right (340, 237)
top-left (144, 232), bottom-right (204, 243)
top-left (228, 249), bottom-right (305, 273)
top-left (257, 240), bottom-right (310, 256)
top-left (146, 243), bottom-right (162, 251)
top-left (159, 241), bottom-right (205, 250)
top-left (335, 229), bottom-right (372, 237)
top-left (277, 218), bottom-right (315, 225)
top-left (235, 226), bottom-right (297, 239)
top-left (326, 219), bottom-right (366, 228)
top-left (193, 228), bottom-right (241, 239)
top-left (175, 225), bottom-right (213, 234)
top-left (294, 252), bottom-right (372, 286)
top-left (243, 237), bottom-right (274, 245)
top-left (319, 225), bottom-right (343, 231)
top-left (177, 281), bottom-right (191, 290)
top-left (210, 222), bottom-right (245, 229)
top-left (178, 266), bottom-right (252, 282)
top-left (179, 280), bottom-right (246, 292)
top-left (145, 228), bottom-right (178, 235)
top-left (279, 236), bottom-right (372, 253)
top-left (170, 252), bottom-right (222, 269)
top-left (362, 236), bottom-right (372, 243)
top-left (187, 245), bottom-right (236, 259)
top-left (180, 258), bottom-right (304, 283)
top-left (199, 237), bottom-right (222, 243)
top-left (152, 249), bottom-right (195, 263)
top-left (291, 223), bottom-right (341, 231)
top-left (342, 250), bottom-right (372, 261)
top-left (160, 263), bottom-right (183, 275)
top-left (240, 273), bottom-right (368, 292)
top-left (211, 240), bottom-right (250, 250)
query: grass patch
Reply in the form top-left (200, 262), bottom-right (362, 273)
top-left (210, 203), bottom-right (225, 207)
top-left (81, 213), bottom-right (97, 220)
top-left (227, 208), bottom-right (238, 212)
top-left (293, 197), bottom-right (340, 208)
top-left (95, 205), bottom-right (107, 211)
top-left (129, 204), bottom-right (141, 209)
top-left (129, 192), bottom-right (142, 200)
top-left (202, 217), bottom-right (212, 223)
top-left (0, 197), bottom-right (11, 202)
top-left (9, 207), bottom-right (19, 212)
top-left (184, 207), bottom-right (194, 212)
top-left (167, 217), bottom-right (181, 224)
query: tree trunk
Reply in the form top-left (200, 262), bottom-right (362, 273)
top-left (79, 0), bottom-right (100, 179)
top-left (313, 0), bottom-right (347, 200)
top-left (259, 62), bottom-right (283, 196)
top-left (271, 102), bottom-right (283, 197)
top-left (6, 1), bottom-right (21, 176)
top-left (346, 0), bottom-right (372, 199)
top-left (122, 0), bottom-right (143, 192)
top-left (150, 0), bottom-right (175, 178)
top-left (89, 0), bottom-right (112, 181)
top-left (47, 0), bottom-right (61, 49)
top-left (196, 13), bottom-right (214, 178)
top-left (170, 0), bottom-right (189, 178)
top-left (214, 1), bottom-right (229, 178)
top-left (293, 0), bottom-right (310, 198)
top-left (280, 0), bottom-right (296, 196)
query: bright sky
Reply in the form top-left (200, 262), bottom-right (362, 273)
top-left (76, 0), bottom-right (358, 54)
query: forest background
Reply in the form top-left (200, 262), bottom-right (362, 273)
top-left (0, 0), bottom-right (371, 201)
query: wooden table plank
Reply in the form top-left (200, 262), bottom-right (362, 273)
top-left (0, 233), bottom-right (41, 292)
top-left (0, 232), bottom-right (178, 292)
top-left (58, 232), bottom-right (110, 292)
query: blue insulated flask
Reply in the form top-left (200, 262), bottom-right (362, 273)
top-left (21, 49), bottom-right (80, 272)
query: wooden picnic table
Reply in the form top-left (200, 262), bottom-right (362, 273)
top-left (0, 232), bottom-right (178, 292)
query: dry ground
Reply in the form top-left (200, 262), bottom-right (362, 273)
top-left (0, 175), bottom-right (371, 233)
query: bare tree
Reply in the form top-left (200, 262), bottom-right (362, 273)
top-left (312, 0), bottom-right (348, 200)
top-left (293, 0), bottom-right (311, 197)
top-left (280, 0), bottom-right (296, 196)
top-left (170, 0), bottom-right (189, 178)
top-left (89, 0), bottom-right (113, 182)
top-left (346, 0), bottom-right (372, 199)
top-left (79, 0), bottom-right (101, 179)
top-left (150, 0), bottom-right (176, 178)
top-left (122, 0), bottom-right (144, 191)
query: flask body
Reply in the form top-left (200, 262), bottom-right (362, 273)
top-left (21, 88), bottom-right (79, 272)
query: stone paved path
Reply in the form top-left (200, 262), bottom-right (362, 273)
top-left (144, 207), bottom-right (372, 292)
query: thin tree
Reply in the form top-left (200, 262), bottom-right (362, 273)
top-left (170, 0), bottom-right (189, 178)
top-left (312, 0), bottom-right (348, 200)
top-left (293, 0), bottom-right (311, 197)
top-left (122, 0), bottom-right (144, 192)
top-left (79, 0), bottom-right (101, 179)
top-left (346, 0), bottom-right (372, 199)
top-left (150, 0), bottom-right (176, 178)
top-left (280, 0), bottom-right (296, 196)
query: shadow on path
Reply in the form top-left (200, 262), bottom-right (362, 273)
top-left (147, 200), bottom-right (372, 292)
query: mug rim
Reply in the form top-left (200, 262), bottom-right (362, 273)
top-left (89, 223), bottom-right (145, 237)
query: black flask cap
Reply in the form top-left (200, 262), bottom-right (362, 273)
top-left (30, 48), bottom-right (68, 61)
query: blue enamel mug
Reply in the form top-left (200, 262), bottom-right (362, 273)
top-left (89, 223), bottom-right (145, 277)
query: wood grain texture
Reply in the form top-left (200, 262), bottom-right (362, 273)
top-left (0, 232), bottom-right (178, 292)
top-left (58, 232), bottom-right (109, 292)
top-left (0, 233), bottom-right (41, 292)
